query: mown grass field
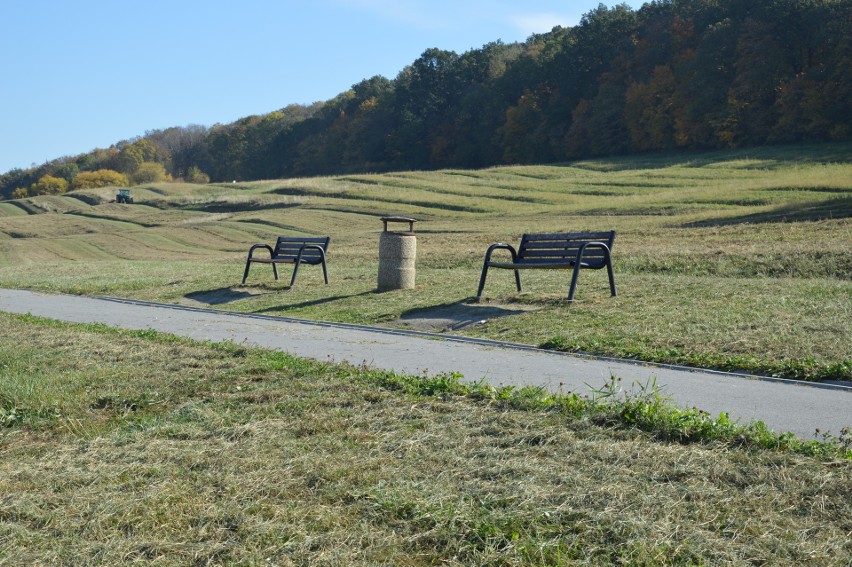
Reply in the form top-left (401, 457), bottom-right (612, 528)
top-left (0, 143), bottom-right (849, 380)
top-left (1, 144), bottom-right (851, 565)
top-left (1, 313), bottom-right (850, 565)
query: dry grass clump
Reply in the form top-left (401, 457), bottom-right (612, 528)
top-left (1, 314), bottom-right (849, 565)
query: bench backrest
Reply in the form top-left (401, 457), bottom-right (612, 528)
top-left (517, 231), bottom-right (615, 267)
top-left (273, 236), bottom-right (330, 263)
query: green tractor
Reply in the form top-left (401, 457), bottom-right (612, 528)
top-left (116, 189), bottom-right (134, 204)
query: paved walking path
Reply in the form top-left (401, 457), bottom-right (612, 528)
top-left (1, 288), bottom-right (849, 440)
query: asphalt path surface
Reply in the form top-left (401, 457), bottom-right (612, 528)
top-left (1, 288), bottom-right (849, 440)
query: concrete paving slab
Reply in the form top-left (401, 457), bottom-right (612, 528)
top-left (0, 288), bottom-right (848, 440)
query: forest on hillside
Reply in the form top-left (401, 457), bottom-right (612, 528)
top-left (2, 0), bottom-right (851, 199)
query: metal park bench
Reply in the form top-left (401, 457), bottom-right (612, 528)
top-left (476, 231), bottom-right (616, 301)
top-left (241, 236), bottom-right (330, 287)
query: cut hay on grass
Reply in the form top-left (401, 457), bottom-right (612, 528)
top-left (0, 313), bottom-right (850, 565)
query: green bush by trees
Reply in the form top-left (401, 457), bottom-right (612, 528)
top-left (1, 0), bottom-right (850, 199)
top-left (185, 166), bottom-right (210, 184)
top-left (130, 162), bottom-right (168, 185)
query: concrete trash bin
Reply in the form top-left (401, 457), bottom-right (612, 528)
top-left (377, 216), bottom-right (416, 291)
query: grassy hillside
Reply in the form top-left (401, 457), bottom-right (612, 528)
top-left (1, 143), bottom-right (850, 564)
top-left (0, 143), bottom-right (849, 380)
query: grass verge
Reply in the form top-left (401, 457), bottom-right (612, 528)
top-left (1, 312), bottom-right (850, 565)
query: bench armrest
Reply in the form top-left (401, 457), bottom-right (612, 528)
top-left (246, 244), bottom-right (275, 259)
top-left (478, 243), bottom-right (521, 297)
top-left (293, 243), bottom-right (327, 262)
top-left (573, 241), bottom-right (612, 266)
top-left (484, 242), bottom-right (518, 264)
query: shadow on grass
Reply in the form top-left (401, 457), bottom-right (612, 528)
top-left (185, 288), bottom-right (266, 305)
top-left (682, 196), bottom-right (852, 227)
top-left (564, 142), bottom-right (852, 172)
top-left (253, 290), bottom-right (376, 313)
top-left (180, 201), bottom-right (303, 213)
top-left (272, 187), bottom-right (492, 213)
top-left (393, 300), bottom-right (538, 332)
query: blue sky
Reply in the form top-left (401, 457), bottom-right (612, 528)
top-left (0, 0), bottom-right (642, 173)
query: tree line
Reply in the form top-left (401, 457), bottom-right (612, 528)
top-left (2, 0), bottom-right (850, 199)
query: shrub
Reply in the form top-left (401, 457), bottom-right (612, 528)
top-left (130, 162), bottom-right (167, 185)
top-left (185, 166), bottom-right (210, 184)
top-left (72, 169), bottom-right (128, 189)
top-left (29, 175), bottom-right (69, 196)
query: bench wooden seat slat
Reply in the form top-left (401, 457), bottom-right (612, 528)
top-left (521, 239), bottom-right (608, 248)
top-left (488, 260), bottom-right (600, 268)
top-left (487, 262), bottom-right (587, 269)
top-left (477, 230), bottom-right (616, 301)
top-left (242, 236), bottom-right (330, 286)
top-left (518, 251), bottom-right (606, 262)
top-left (522, 231), bottom-right (613, 239)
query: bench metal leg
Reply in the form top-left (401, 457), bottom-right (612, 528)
top-left (606, 260), bottom-right (617, 297)
top-left (242, 259), bottom-right (278, 284)
top-left (476, 264), bottom-right (489, 298)
top-left (477, 265), bottom-right (522, 298)
top-left (289, 260), bottom-right (300, 287)
top-left (289, 260), bottom-right (329, 287)
top-left (567, 243), bottom-right (616, 301)
top-left (567, 264), bottom-right (616, 301)
top-left (567, 264), bottom-right (582, 301)
top-left (477, 243), bottom-right (521, 298)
